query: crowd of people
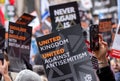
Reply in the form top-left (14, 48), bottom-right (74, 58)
top-left (0, 0), bottom-right (120, 81)
top-left (0, 33), bottom-right (119, 81)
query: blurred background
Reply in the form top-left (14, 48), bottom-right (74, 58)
top-left (0, 0), bottom-right (118, 35)
top-left (0, 1), bottom-right (120, 81)
top-left (0, 0), bottom-right (118, 66)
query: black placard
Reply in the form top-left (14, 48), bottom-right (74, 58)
top-left (36, 25), bottom-right (97, 81)
top-left (8, 22), bottom-right (32, 72)
top-left (0, 28), bottom-right (5, 65)
top-left (49, 2), bottom-right (80, 32)
top-left (0, 28), bottom-right (5, 53)
top-left (16, 13), bottom-right (35, 25)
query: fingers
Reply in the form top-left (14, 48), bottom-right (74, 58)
top-left (3, 59), bottom-right (8, 67)
top-left (102, 41), bottom-right (108, 47)
top-left (0, 59), bottom-right (8, 68)
top-left (98, 34), bottom-right (103, 42)
top-left (0, 60), bottom-right (2, 66)
top-left (98, 34), bottom-right (108, 48)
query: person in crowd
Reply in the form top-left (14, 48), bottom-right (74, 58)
top-left (93, 35), bottom-right (116, 81)
top-left (33, 65), bottom-right (48, 81)
top-left (41, 16), bottom-right (52, 35)
top-left (14, 69), bottom-right (42, 81)
top-left (111, 58), bottom-right (120, 81)
top-left (92, 14), bottom-right (99, 24)
top-left (0, 59), bottom-right (43, 81)
top-left (0, 35), bottom-right (116, 81)
top-left (0, 59), bottom-right (11, 81)
top-left (30, 35), bottom-right (39, 66)
top-left (34, 53), bottom-right (43, 65)
top-left (0, 51), bottom-right (18, 81)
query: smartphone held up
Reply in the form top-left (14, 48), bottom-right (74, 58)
top-left (90, 24), bottom-right (99, 51)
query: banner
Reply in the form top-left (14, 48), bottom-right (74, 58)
top-left (36, 25), bottom-right (97, 81)
top-left (111, 24), bottom-right (120, 58)
top-left (8, 22), bottom-right (32, 72)
top-left (16, 13), bottom-right (36, 25)
top-left (99, 18), bottom-right (112, 47)
top-left (49, 2), bottom-right (80, 32)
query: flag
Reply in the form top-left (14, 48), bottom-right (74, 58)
top-left (41, 0), bottom-right (49, 22)
top-left (0, 7), bottom-right (5, 26)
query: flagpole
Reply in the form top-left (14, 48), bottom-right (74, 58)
top-left (118, 0), bottom-right (120, 23)
top-left (35, 0), bottom-right (41, 24)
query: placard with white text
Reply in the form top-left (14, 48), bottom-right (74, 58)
top-left (49, 2), bottom-right (80, 32)
top-left (36, 25), bottom-right (97, 81)
top-left (8, 22), bottom-right (32, 72)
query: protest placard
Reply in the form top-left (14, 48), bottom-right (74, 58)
top-left (0, 28), bottom-right (5, 54)
top-left (36, 25), bottom-right (97, 81)
top-left (16, 13), bottom-right (35, 25)
top-left (8, 22), bottom-right (32, 72)
top-left (0, 28), bottom-right (5, 66)
top-left (49, 2), bottom-right (80, 32)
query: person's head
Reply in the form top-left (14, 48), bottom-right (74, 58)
top-left (14, 69), bottom-right (42, 81)
top-left (33, 65), bottom-right (46, 76)
top-left (41, 22), bottom-right (51, 35)
top-left (33, 65), bottom-right (48, 81)
top-left (110, 58), bottom-right (120, 73)
top-left (81, 20), bottom-right (90, 29)
top-left (42, 28), bottom-right (50, 35)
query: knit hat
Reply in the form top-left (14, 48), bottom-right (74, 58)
top-left (14, 69), bottom-right (41, 81)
